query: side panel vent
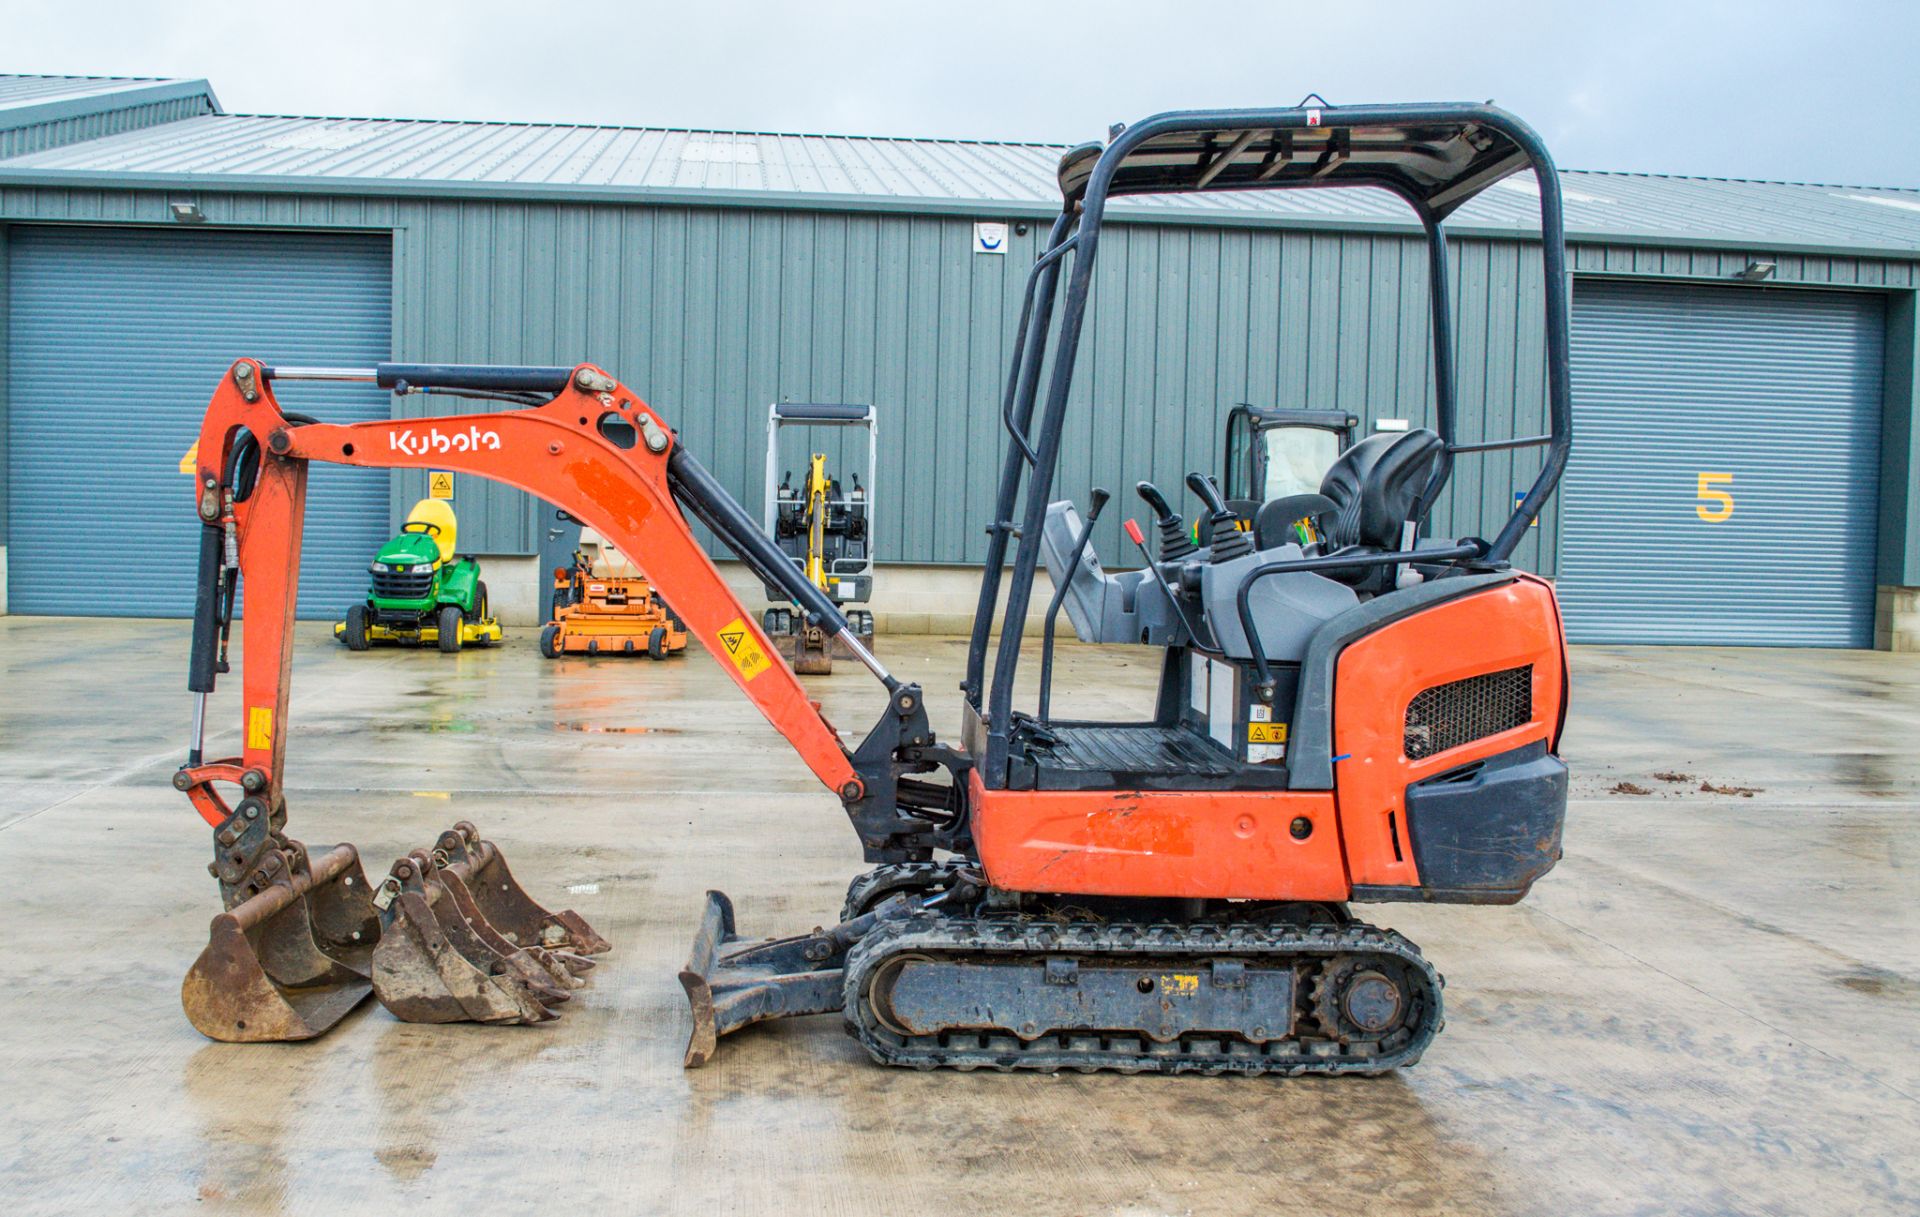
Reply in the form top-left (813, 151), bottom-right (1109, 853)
top-left (1405, 665), bottom-right (1532, 760)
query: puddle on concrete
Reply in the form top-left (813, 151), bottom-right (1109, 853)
top-left (1832, 965), bottom-right (1920, 999)
top-left (1830, 752), bottom-right (1909, 794)
top-left (371, 719), bottom-right (479, 734)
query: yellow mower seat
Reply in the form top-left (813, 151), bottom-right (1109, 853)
top-left (404, 499), bottom-right (459, 563)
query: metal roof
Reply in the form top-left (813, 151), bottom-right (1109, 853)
top-left (1, 105), bottom-right (1917, 257)
top-left (0, 74), bottom-right (219, 127)
top-left (0, 74), bottom-right (175, 107)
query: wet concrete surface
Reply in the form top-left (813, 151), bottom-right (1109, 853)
top-left (0, 616), bottom-right (1915, 1216)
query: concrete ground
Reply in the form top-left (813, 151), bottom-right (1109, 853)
top-left (0, 616), bottom-right (1916, 1217)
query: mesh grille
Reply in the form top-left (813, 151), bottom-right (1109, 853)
top-left (371, 568), bottom-right (435, 600)
top-left (1404, 665), bottom-right (1532, 760)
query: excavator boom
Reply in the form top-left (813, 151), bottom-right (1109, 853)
top-left (187, 361), bottom-right (865, 807)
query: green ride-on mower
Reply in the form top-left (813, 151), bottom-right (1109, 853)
top-left (334, 498), bottom-right (504, 652)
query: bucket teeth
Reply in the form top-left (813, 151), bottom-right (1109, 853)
top-left (537, 947), bottom-right (596, 978)
top-left (181, 842), bottom-right (378, 1043)
top-left (368, 825), bottom-right (609, 1027)
top-left (434, 821), bottom-right (610, 956)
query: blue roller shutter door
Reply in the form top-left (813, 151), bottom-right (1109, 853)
top-left (7, 226), bottom-right (392, 617)
top-left (1559, 281), bottom-right (1883, 647)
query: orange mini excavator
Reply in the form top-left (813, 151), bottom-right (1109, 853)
top-left (178, 99), bottom-right (1573, 1074)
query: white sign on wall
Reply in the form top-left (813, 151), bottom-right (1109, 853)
top-left (972, 222), bottom-right (1009, 255)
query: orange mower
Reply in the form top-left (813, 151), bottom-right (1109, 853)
top-left (540, 528), bottom-right (688, 659)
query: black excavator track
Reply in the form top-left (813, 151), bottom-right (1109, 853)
top-left (841, 859), bottom-right (971, 920)
top-left (842, 909), bottom-right (1443, 1076)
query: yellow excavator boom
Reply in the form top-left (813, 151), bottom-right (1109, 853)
top-left (803, 452), bottom-right (830, 591)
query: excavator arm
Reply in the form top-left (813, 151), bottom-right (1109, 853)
top-left (179, 362), bottom-right (953, 852)
top-left (173, 359), bottom-right (967, 1046)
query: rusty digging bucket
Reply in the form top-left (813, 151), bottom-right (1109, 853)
top-left (182, 822), bottom-right (609, 1041)
top-left (432, 821), bottom-right (610, 956)
top-left (182, 842), bottom-right (381, 1042)
top-left (369, 823), bottom-right (610, 1026)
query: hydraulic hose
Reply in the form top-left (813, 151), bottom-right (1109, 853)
top-left (665, 443), bottom-right (896, 690)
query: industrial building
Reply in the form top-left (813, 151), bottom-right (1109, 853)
top-left (3, 73), bottom-right (1917, 647)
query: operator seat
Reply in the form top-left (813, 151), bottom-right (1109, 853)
top-left (1316, 428), bottom-right (1445, 594)
top-left (403, 498), bottom-right (459, 564)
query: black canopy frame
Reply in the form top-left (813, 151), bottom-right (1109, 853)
top-left (961, 101), bottom-right (1574, 783)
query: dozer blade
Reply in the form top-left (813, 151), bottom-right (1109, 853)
top-left (679, 890), bottom-right (906, 1068)
top-left (433, 821), bottom-right (609, 956)
top-left (369, 851), bottom-right (568, 1026)
top-left (182, 843), bottom-right (379, 1043)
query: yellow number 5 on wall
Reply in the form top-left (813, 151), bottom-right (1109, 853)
top-left (1696, 472), bottom-right (1735, 522)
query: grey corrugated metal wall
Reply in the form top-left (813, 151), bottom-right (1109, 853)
top-left (5, 225), bottom-right (392, 617)
top-left (1558, 280), bottom-right (1885, 645)
top-left (385, 201), bottom-right (1557, 573)
top-left (4, 186), bottom-right (1919, 597)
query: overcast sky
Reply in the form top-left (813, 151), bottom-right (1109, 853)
top-left (10, 0), bottom-right (1918, 187)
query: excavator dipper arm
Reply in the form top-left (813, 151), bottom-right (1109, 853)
top-left (184, 361), bottom-right (877, 820)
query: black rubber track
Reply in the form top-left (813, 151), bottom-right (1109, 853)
top-left (842, 912), bottom-right (1443, 1076)
top-left (840, 860), bottom-right (970, 921)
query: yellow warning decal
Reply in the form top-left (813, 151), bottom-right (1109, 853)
top-left (714, 617), bottom-right (772, 682)
top-left (1160, 973), bottom-right (1200, 997)
top-left (246, 706), bottom-right (274, 750)
top-left (428, 471), bottom-right (454, 499)
top-left (179, 440), bottom-right (199, 474)
top-left (1248, 722), bottom-right (1289, 745)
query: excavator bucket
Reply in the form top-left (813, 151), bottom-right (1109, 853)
top-left (432, 821), bottom-right (610, 956)
top-left (369, 824), bottom-right (609, 1025)
top-left (181, 842), bottom-right (380, 1043)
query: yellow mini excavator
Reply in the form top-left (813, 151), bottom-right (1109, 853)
top-left (762, 403), bottom-right (877, 673)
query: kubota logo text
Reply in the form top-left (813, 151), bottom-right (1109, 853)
top-left (389, 425), bottom-right (503, 456)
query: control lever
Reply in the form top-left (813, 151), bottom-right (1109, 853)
top-left (1038, 487), bottom-right (1111, 722)
top-left (1123, 518), bottom-right (1218, 651)
top-left (1135, 481), bottom-right (1195, 561)
top-left (1186, 472), bottom-right (1253, 563)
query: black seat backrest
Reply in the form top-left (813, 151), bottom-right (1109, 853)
top-left (1319, 429), bottom-right (1445, 550)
